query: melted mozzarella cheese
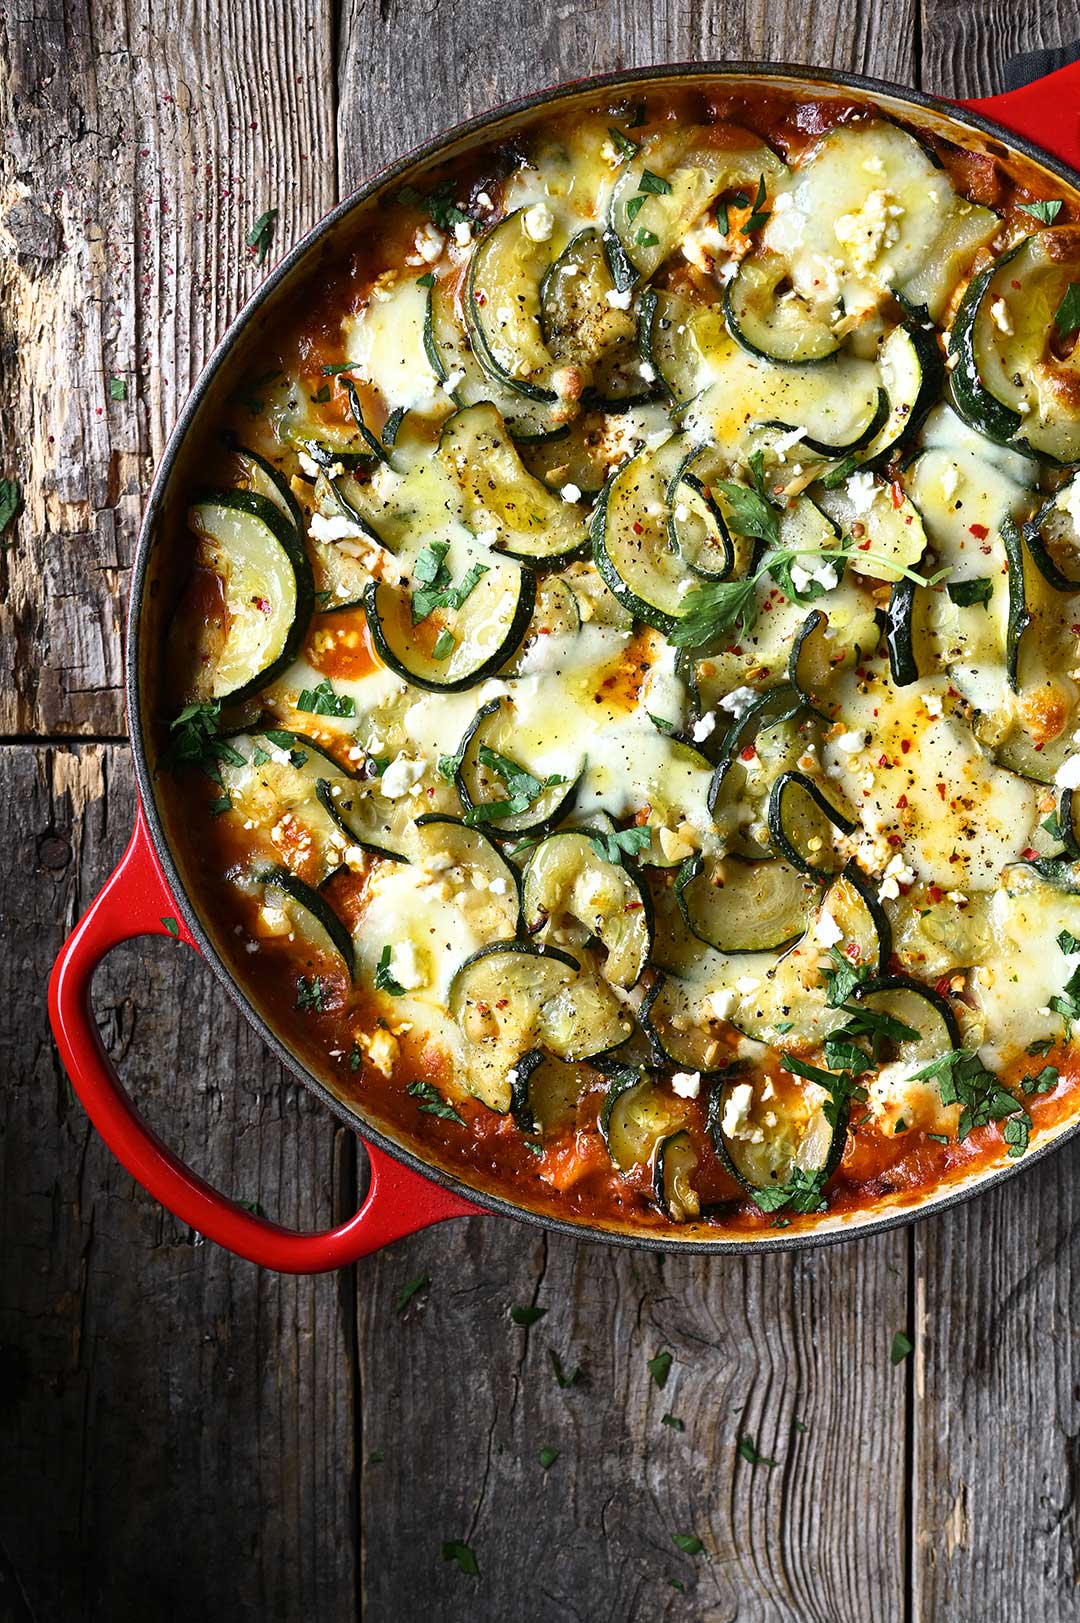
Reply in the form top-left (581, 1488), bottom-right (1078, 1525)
top-left (343, 278), bottom-right (443, 413)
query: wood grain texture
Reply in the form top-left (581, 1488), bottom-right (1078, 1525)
top-left (912, 1150), bottom-right (1080, 1621)
top-left (0, 745), bottom-right (355, 1623)
top-left (335, 0), bottom-right (917, 191)
top-left (0, 0), bottom-right (336, 739)
top-left (920, 0), bottom-right (1079, 96)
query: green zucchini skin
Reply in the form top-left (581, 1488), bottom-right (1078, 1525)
top-left (452, 697), bottom-right (583, 837)
top-left (760, 386), bottom-right (890, 460)
top-left (1024, 478), bottom-right (1080, 591)
top-left (885, 577), bottom-right (920, 687)
top-left (191, 488), bottom-right (316, 707)
top-left (362, 567), bottom-right (536, 694)
top-left (256, 864), bottom-right (355, 979)
top-left (314, 779), bottom-right (410, 866)
top-left (465, 210), bottom-right (558, 404)
top-left (1001, 517), bottom-right (1032, 693)
top-left (230, 443), bottom-right (307, 537)
top-left (766, 770), bottom-right (857, 880)
top-left (947, 246), bottom-right (1025, 447)
top-left (724, 254), bottom-right (843, 366)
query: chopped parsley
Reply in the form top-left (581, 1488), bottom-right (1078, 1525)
top-left (295, 975), bottom-right (325, 1012)
top-left (822, 945), bottom-right (870, 1007)
top-left (108, 376), bottom-right (127, 401)
top-left (736, 1436), bottom-right (777, 1468)
top-left (635, 227), bottom-right (660, 248)
top-left (947, 577), bottom-right (993, 609)
top-left (510, 1303), bottom-right (547, 1327)
top-left (626, 194), bottom-right (647, 225)
top-left (1027, 1036), bottom-right (1056, 1057)
top-left (1021, 198), bottom-right (1063, 224)
top-left (437, 748), bottom-right (463, 783)
top-left (672, 1533), bottom-right (704, 1555)
top-left (1057, 929), bottom-right (1080, 955)
top-left (1049, 961), bottom-right (1080, 1034)
top-left (246, 206), bottom-right (278, 266)
top-left (310, 382), bottom-right (331, 404)
top-left (909, 1048), bottom-right (1028, 1144)
top-left (322, 361), bottom-right (356, 376)
top-left (890, 1330), bottom-right (913, 1365)
top-left (0, 477), bottom-right (20, 538)
top-left (781, 1051), bottom-right (869, 1131)
top-left (608, 126), bottom-right (641, 160)
top-left (406, 1079), bottom-right (465, 1124)
top-left (348, 1042), bottom-right (362, 1072)
top-left (638, 168), bottom-right (672, 195)
top-left (538, 1445), bottom-right (560, 1470)
top-left (661, 1413), bottom-right (685, 1432)
top-left (1021, 1064), bottom-right (1058, 1096)
top-left (550, 1349), bottom-right (581, 1388)
top-left (297, 677), bottom-right (355, 718)
top-left (432, 626), bottom-right (456, 661)
top-left (397, 181), bottom-right (478, 232)
top-left (374, 945), bottom-right (406, 996)
top-left (749, 1165), bottom-right (828, 1215)
top-left (587, 826), bottom-right (653, 865)
top-left (1004, 1111), bottom-right (1032, 1159)
top-left (410, 540), bottom-right (489, 624)
top-left (441, 1540), bottom-right (479, 1576)
top-left (160, 916), bottom-right (180, 938)
top-left (464, 745), bottom-right (567, 826)
top-left (394, 1272), bottom-right (431, 1314)
top-left (739, 172), bottom-right (771, 235)
top-left (1055, 282), bottom-right (1080, 337)
top-left (647, 1349), bottom-right (672, 1388)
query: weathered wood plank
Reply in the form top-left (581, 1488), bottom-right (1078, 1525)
top-left (921, 0), bottom-right (1079, 97)
top-left (0, 0), bottom-right (337, 738)
top-left (912, 1154), bottom-right (1080, 1621)
top-left (0, 745), bottom-right (356, 1623)
top-left (335, 0), bottom-right (918, 189)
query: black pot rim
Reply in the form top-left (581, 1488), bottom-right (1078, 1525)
top-left (125, 59), bottom-right (1080, 1255)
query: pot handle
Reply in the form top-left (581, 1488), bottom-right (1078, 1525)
top-left (957, 56), bottom-right (1080, 170)
top-left (47, 807), bottom-right (481, 1273)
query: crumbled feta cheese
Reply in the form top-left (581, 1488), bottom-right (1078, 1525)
top-left (812, 562), bottom-right (838, 591)
top-left (735, 976), bottom-right (760, 996)
top-left (1057, 754), bottom-right (1080, 790)
top-left (298, 450), bottom-right (321, 479)
top-left (789, 561), bottom-right (813, 594)
top-left (719, 685), bottom-right (757, 718)
top-left (389, 939), bottom-right (425, 991)
top-left (835, 730), bottom-right (865, 753)
top-left (365, 1027), bottom-right (399, 1077)
top-left (846, 470), bottom-right (878, 514)
top-left (990, 297), bottom-right (1013, 335)
top-left (309, 510), bottom-right (369, 545)
top-left (476, 191), bottom-right (494, 211)
top-left (560, 482), bottom-right (582, 503)
top-left (442, 367), bottom-right (466, 396)
top-left (381, 753), bottom-right (426, 798)
top-left (770, 426), bottom-right (807, 461)
top-left (453, 220), bottom-right (472, 246)
top-left (816, 907), bottom-right (844, 948)
top-left (706, 989), bottom-right (736, 1022)
top-left (416, 223), bottom-right (445, 262)
top-left (523, 203), bottom-right (555, 242)
top-left (671, 1070), bottom-right (702, 1100)
top-left (721, 1081), bottom-right (755, 1138)
top-left (833, 189), bottom-right (900, 275)
top-left (691, 711), bottom-right (716, 743)
top-left (605, 286), bottom-right (634, 310)
top-left (922, 693), bottom-right (944, 719)
top-left (639, 360), bottom-right (656, 382)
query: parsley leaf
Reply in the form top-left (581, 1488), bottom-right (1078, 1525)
top-left (464, 745), bottom-right (566, 826)
top-left (538, 1445), bottom-right (560, 1469)
top-left (1022, 198), bottom-right (1063, 224)
top-left (1055, 282), bottom-right (1080, 337)
top-left (1021, 1064), bottom-right (1058, 1096)
top-left (410, 540), bottom-right (489, 623)
top-left (441, 1540), bottom-right (479, 1576)
top-left (635, 227), bottom-right (660, 248)
top-left (749, 1165), bottom-right (828, 1215)
top-left (1058, 929), bottom-right (1080, 955)
top-left (432, 626), bottom-right (456, 660)
top-left (781, 1051), bottom-right (868, 1130)
top-left (714, 478), bottom-right (780, 547)
top-left (672, 1532), bottom-right (704, 1554)
top-left (510, 1304), bottom-right (547, 1327)
top-left (909, 1048), bottom-right (1026, 1142)
top-left (394, 1273), bottom-right (431, 1314)
top-left (295, 975), bottom-right (324, 1012)
top-left (740, 172), bottom-right (771, 235)
top-left (822, 945), bottom-right (869, 1007)
top-left (736, 1436), bottom-right (777, 1468)
top-left (0, 477), bottom-right (20, 538)
top-left (661, 1413), bottom-right (685, 1431)
top-left (1004, 1111), bottom-right (1032, 1158)
top-left (647, 1350), bottom-right (672, 1388)
top-left (160, 915), bottom-right (180, 937)
top-left (108, 376), bottom-right (127, 401)
top-left (374, 945), bottom-right (406, 996)
top-left (297, 677), bottom-right (355, 718)
top-left (608, 126), bottom-right (641, 160)
top-left (947, 577), bottom-right (993, 609)
top-left (587, 826), bottom-right (653, 865)
top-left (890, 1330), bottom-right (913, 1365)
top-left (397, 181), bottom-right (477, 232)
top-left (322, 361), bottom-right (356, 376)
top-left (638, 168), bottom-right (672, 195)
top-left (406, 1079), bottom-right (466, 1124)
top-left (550, 1349), bottom-right (581, 1388)
top-left (246, 207), bottom-right (278, 266)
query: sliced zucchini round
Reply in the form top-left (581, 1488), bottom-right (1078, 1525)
top-left (676, 851), bottom-right (815, 953)
top-left (411, 813), bottom-right (521, 933)
top-left (256, 864), bottom-right (355, 978)
top-left (820, 863), bottom-right (892, 976)
top-left (707, 1069), bottom-right (842, 1202)
top-left (766, 770), bottom-right (856, 879)
top-left (667, 465), bottom-right (735, 580)
top-left (725, 251), bottom-right (842, 364)
top-left (856, 322), bottom-right (944, 467)
top-left (599, 1065), bottom-right (685, 1171)
top-left (884, 574), bottom-right (931, 687)
top-left (229, 445), bottom-right (306, 536)
top-left (949, 229), bottom-right (1080, 465)
top-left (437, 403), bottom-right (587, 561)
top-left (363, 559), bottom-right (534, 693)
top-left (522, 829), bottom-right (651, 988)
top-left (817, 476), bottom-right (928, 584)
top-left (789, 609), bottom-right (837, 712)
top-left (465, 210), bottom-right (558, 401)
top-left (539, 228), bottom-right (637, 371)
top-left (449, 939), bottom-right (580, 1111)
top-left (639, 287), bottom-right (725, 406)
top-left (762, 385), bottom-right (890, 461)
top-left (517, 413), bottom-right (610, 498)
top-left (509, 1048), bottom-right (589, 1137)
top-left (314, 778), bottom-right (410, 865)
top-left (851, 975), bottom-right (961, 1065)
top-left (1025, 475), bottom-right (1080, 590)
top-left (454, 696), bottom-right (582, 836)
top-left (639, 974), bottom-right (733, 1073)
top-left (652, 1129), bottom-right (701, 1221)
top-left (424, 276), bottom-right (564, 441)
top-left (187, 489), bottom-right (315, 705)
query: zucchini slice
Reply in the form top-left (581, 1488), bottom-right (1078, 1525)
top-left (188, 490), bottom-right (315, 705)
top-left (639, 974), bottom-right (733, 1073)
top-left (256, 865), bottom-right (355, 978)
top-left (820, 863), bottom-right (892, 976)
top-left (454, 695), bottom-right (582, 836)
top-left (766, 770), bottom-right (856, 879)
top-left (884, 574), bottom-right (933, 687)
top-left (707, 1069), bottom-right (842, 1202)
top-left (411, 814), bottom-right (521, 933)
top-left (609, 126), bottom-right (785, 281)
top-left (509, 1049), bottom-right (590, 1137)
top-left (522, 829), bottom-right (652, 988)
top-left (424, 276), bottom-right (564, 441)
top-left (465, 210), bottom-right (558, 401)
top-left (592, 434), bottom-right (729, 632)
top-left (1025, 475), bottom-right (1080, 589)
top-left (676, 852), bottom-right (815, 953)
top-left (668, 464), bottom-right (735, 580)
top-left (363, 556), bottom-right (534, 693)
top-left (315, 778), bottom-right (410, 865)
top-left (539, 228), bottom-right (638, 372)
top-left (817, 474), bottom-right (928, 583)
top-left (437, 403), bottom-right (587, 561)
top-left (652, 1129), bottom-right (701, 1221)
top-left (789, 609), bottom-right (843, 713)
top-left (725, 251), bottom-right (843, 364)
top-left (600, 1066), bottom-right (685, 1171)
top-left (449, 939), bottom-right (580, 1111)
top-left (639, 287), bottom-right (726, 406)
top-left (851, 975), bottom-right (961, 1065)
top-left (229, 445), bottom-right (306, 536)
top-left (949, 229), bottom-right (1080, 464)
top-left (855, 322), bottom-right (944, 466)
top-left (898, 201), bottom-right (1000, 323)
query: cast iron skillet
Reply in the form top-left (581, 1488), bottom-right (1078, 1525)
top-left (47, 59), bottom-right (1080, 1271)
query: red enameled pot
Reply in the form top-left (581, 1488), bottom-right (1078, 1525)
top-left (48, 60), bottom-right (1080, 1271)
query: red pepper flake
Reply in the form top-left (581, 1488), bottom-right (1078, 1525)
top-left (890, 479), bottom-right (904, 510)
top-left (929, 885), bottom-right (944, 904)
top-left (900, 739), bottom-right (911, 754)
top-left (897, 794), bottom-right (908, 809)
top-left (878, 754), bottom-right (889, 767)
top-left (887, 833), bottom-right (903, 846)
top-left (739, 745), bottom-right (757, 762)
top-left (968, 523), bottom-right (989, 540)
top-left (631, 521), bottom-right (643, 535)
top-left (476, 291), bottom-right (487, 306)
top-left (858, 539), bottom-right (872, 551)
top-left (1022, 847), bottom-right (1039, 861)
top-left (935, 974), bottom-right (953, 997)
top-left (936, 782), bottom-right (947, 801)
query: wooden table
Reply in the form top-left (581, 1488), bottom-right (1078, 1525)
top-left (3, 3), bottom-right (1079, 1619)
